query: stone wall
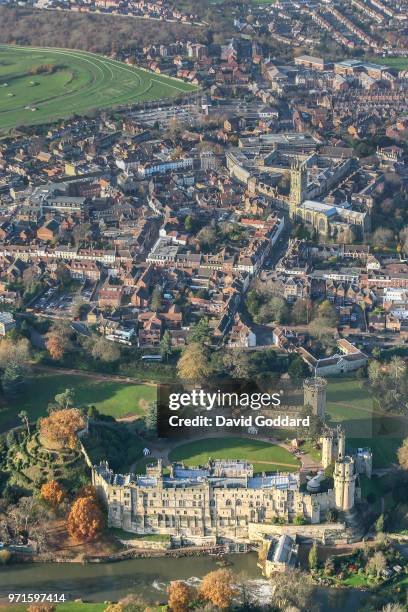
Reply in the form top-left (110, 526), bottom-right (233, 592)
top-left (119, 538), bottom-right (171, 550)
top-left (248, 521), bottom-right (349, 545)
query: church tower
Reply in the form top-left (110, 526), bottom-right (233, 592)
top-left (289, 158), bottom-right (307, 218)
top-left (303, 377), bottom-right (327, 420)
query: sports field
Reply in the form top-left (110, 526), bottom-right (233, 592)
top-left (0, 45), bottom-right (196, 131)
top-left (168, 437), bottom-right (300, 473)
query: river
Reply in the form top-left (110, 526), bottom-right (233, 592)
top-left (0, 555), bottom-right (370, 611)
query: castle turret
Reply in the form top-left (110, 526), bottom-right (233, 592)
top-left (354, 448), bottom-right (373, 479)
top-left (304, 377), bottom-right (327, 420)
top-left (334, 457), bottom-right (357, 512)
top-left (321, 429), bottom-right (334, 469)
top-left (337, 426), bottom-right (346, 461)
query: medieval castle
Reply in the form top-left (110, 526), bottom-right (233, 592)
top-left (92, 377), bottom-right (372, 545)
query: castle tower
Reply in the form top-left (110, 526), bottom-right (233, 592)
top-left (289, 158), bottom-right (307, 218)
top-left (334, 457), bottom-right (357, 512)
top-left (321, 430), bottom-right (334, 469)
top-left (337, 426), bottom-right (346, 461)
top-left (303, 377), bottom-right (327, 420)
top-left (354, 448), bottom-right (373, 479)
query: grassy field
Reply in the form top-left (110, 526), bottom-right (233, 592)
top-left (168, 437), bottom-right (300, 473)
top-left (0, 45), bottom-right (196, 131)
top-left (326, 377), bottom-right (408, 467)
top-left (368, 56), bottom-right (408, 70)
top-left (0, 372), bottom-right (156, 432)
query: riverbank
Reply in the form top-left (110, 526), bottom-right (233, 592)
top-left (16, 543), bottom-right (250, 564)
top-left (0, 554), bottom-right (370, 611)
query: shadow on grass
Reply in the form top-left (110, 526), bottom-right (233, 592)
top-left (0, 373), bottom-right (155, 432)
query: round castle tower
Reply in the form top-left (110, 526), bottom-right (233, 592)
top-left (321, 425), bottom-right (346, 468)
top-left (334, 457), bottom-right (357, 512)
top-left (321, 429), bottom-right (334, 469)
top-left (303, 377), bottom-right (327, 420)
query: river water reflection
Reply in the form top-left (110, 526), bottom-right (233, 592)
top-left (0, 554), bottom-right (369, 611)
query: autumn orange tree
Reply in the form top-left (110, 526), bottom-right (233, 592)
top-left (398, 437), bottom-right (408, 470)
top-left (67, 495), bottom-right (104, 542)
top-left (27, 604), bottom-right (56, 612)
top-left (39, 408), bottom-right (86, 449)
top-left (45, 334), bottom-right (67, 361)
top-left (167, 580), bottom-right (195, 611)
top-left (200, 569), bottom-right (236, 609)
top-left (45, 321), bottom-right (72, 361)
top-left (41, 480), bottom-right (66, 507)
top-left (77, 484), bottom-right (98, 499)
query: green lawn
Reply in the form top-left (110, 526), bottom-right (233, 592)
top-left (168, 437), bottom-right (300, 473)
top-left (0, 372), bottom-right (156, 432)
top-left (0, 44), bottom-right (196, 131)
top-left (341, 573), bottom-right (370, 587)
top-left (301, 441), bottom-right (321, 462)
top-left (325, 377), bottom-right (407, 467)
top-left (367, 56), bottom-right (408, 71)
top-left (327, 378), bottom-right (373, 410)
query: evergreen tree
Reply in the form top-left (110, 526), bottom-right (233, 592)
top-left (288, 356), bottom-right (309, 383)
top-left (188, 317), bottom-right (212, 344)
top-left (144, 402), bottom-right (158, 433)
top-left (375, 513), bottom-right (385, 533)
top-left (54, 388), bottom-right (75, 410)
top-left (2, 362), bottom-right (26, 400)
top-left (160, 330), bottom-right (173, 361)
top-left (150, 285), bottom-right (163, 312)
top-left (308, 542), bottom-right (318, 570)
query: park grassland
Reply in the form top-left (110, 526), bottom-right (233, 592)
top-left (0, 369), bottom-right (405, 469)
top-left (326, 376), bottom-right (408, 467)
top-left (0, 371), bottom-right (156, 432)
top-left (0, 45), bottom-right (196, 131)
top-left (168, 437), bottom-right (300, 473)
top-left (368, 56), bottom-right (408, 71)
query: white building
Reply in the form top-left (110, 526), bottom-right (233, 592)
top-left (0, 312), bottom-right (16, 336)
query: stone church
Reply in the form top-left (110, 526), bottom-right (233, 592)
top-left (289, 159), bottom-right (370, 241)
